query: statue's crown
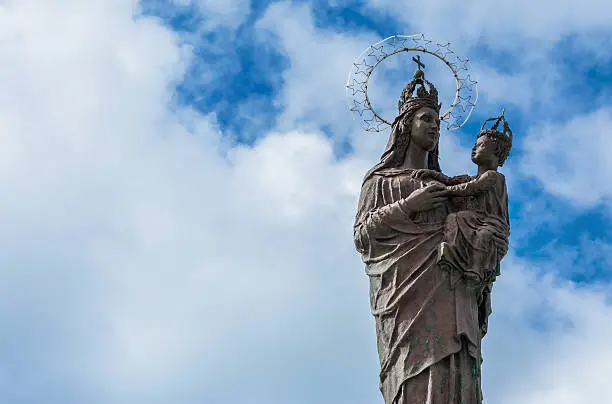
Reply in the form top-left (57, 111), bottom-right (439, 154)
top-left (398, 55), bottom-right (440, 114)
top-left (478, 108), bottom-right (513, 165)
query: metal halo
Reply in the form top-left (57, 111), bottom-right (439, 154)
top-left (346, 34), bottom-right (478, 132)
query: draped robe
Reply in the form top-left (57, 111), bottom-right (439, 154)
top-left (354, 168), bottom-right (492, 404)
top-left (441, 170), bottom-right (510, 289)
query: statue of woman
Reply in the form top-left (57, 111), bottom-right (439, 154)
top-left (353, 71), bottom-right (508, 403)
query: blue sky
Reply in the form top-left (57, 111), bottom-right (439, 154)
top-left (154, 0), bottom-right (612, 280)
top-left (1, 0), bottom-right (612, 403)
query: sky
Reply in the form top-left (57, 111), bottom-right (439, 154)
top-left (0, 0), bottom-right (612, 403)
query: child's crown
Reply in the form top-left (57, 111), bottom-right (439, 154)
top-left (478, 109), bottom-right (513, 165)
top-left (479, 108), bottom-right (512, 140)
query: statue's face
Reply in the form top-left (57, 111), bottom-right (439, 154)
top-left (471, 135), bottom-right (498, 166)
top-left (409, 107), bottom-right (440, 152)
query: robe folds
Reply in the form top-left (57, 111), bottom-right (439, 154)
top-left (354, 168), bottom-right (491, 404)
top-left (442, 170), bottom-right (510, 285)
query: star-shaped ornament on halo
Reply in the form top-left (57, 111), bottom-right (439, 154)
top-left (345, 34), bottom-right (479, 133)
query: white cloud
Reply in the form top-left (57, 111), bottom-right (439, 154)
top-left (474, 66), bottom-right (537, 111)
top-left (166, 0), bottom-right (251, 28)
top-left (0, 0), bottom-right (611, 403)
top-left (254, 1), bottom-right (479, 176)
top-left (366, 0), bottom-right (612, 49)
top-left (255, 2), bottom-right (379, 139)
top-left (484, 257), bottom-right (612, 404)
top-left (521, 107), bottom-right (612, 207)
top-left (0, 2), bottom-right (375, 402)
top-left (363, 0), bottom-right (611, 124)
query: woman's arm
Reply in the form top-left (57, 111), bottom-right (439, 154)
top-left (354, 180), bottom-right (448, 253)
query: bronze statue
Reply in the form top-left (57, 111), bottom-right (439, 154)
top-left (416, 111), bottom-right (512, 296)
top-left (353, 53), bottom-right (510, 403)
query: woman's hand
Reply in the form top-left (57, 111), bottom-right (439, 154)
top-left (411, 169), bottom-right (436, 179)
top-left (401, 183), bottom-right (449, 213)
top-left (411, 169), bottom-right (448, 183)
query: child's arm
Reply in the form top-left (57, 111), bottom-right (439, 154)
top-left (411, 169), bottom-right (454, 185)
top-left (447, 174), bottom-right (472, 185)
top-left (446, 170), bottom-right (499, 196)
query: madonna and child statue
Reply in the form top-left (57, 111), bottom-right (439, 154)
top-left (348, 35), bottom-right (512, 403)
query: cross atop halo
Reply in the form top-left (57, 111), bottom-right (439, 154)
top-left (345, 34), bottom-right (479, 132)
top-left (412, 55), bottom-right (425, 71)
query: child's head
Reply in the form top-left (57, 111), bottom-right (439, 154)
top-left (471, 131), bottom-right (512, 168)
top-left (473, 110), bottom-right (513, 168)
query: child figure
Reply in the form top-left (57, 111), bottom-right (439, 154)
top-left (414, 110), bottom-right (512, 287)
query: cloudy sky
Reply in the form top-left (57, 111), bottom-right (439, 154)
top-left (0, 0), bottom-right (611, 403)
